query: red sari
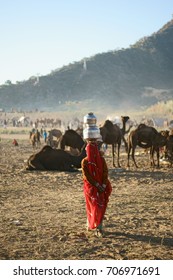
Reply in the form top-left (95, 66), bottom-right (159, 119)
top-left (83, 142), bottom-right (112, 229)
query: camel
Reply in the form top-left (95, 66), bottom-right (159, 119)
top-left (100, 120), bottom-right (122, 167)
top-left (26, 144), bottom-right (86, 172)
top-left (127, 124), bottom-right (168, 168)
top-left (47, 129), bottom-right (62, 148)
top-left (120, 116), bottom-right (130, 133)
top-left (49, 129), bottom-right (62, 138)
top-left (164, 133), bottom-right (173, 166)
top-left (75, 126), bottom-right (83, 137)
top-left (58, 129), bottom-right (85, 153)
top-left (119, 116), bottom-right (132, 151)
top-left (99, 116), bottom-right (131, 167)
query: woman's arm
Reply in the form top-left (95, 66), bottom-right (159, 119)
top-left (81, 158), bottom-right (98, 186)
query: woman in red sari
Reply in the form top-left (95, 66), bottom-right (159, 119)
top-left (81, 140), bottom-right (112, 236)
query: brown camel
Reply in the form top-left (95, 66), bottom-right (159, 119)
top-left (75, 126), bottom-right (83, 137)
top-left (164, 133), bottom-right (173, 166)
top-left (119, 116), bottom-right (132, 151)
top-left (120, 116), bottom-right (130, 134)
top-left (26, 144), bottom-right (86, 171)
top-left (127, 124), bottom-right (168, 168)
top-left (100, 120), bottom-right (122, 167)
top-left (49, 129), bottom-right (62, 138)
top-left (99, 116), bottom-right (131, 167)
top-left (58, 129), bottom-right (85, 153)
top-left (47, 129), bottom-right (62, 147)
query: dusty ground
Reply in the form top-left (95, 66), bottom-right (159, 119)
top-left (0, 135), bottom-right (173, 260)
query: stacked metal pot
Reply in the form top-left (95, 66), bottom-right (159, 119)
top-left (83, 112), bottom-right (101, 140)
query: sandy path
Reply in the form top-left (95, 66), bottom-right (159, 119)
top-left (0, 139), bottom-right (173, 260)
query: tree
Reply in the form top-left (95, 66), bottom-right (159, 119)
top-left (5, 80), bottom-right (12, 85)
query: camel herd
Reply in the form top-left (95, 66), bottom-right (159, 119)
top-left (26, 115), bottom-right (173, 171)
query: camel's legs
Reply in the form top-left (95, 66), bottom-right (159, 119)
top-left (156, 148), bottom-right (160, 167)
top-left (112, 144), bottom-right (121, 167)
top-left (127, 141), bottom-right (137, 167)
top-left (117, 143), bottom-right (121, 167)
top-left (150, 146), bottom-right (159, 167)
top-left (28, 160), bottom-right (46, 170)
top-left (127, 144), bottom-right (131, 167)
top-left (112, 144), bottom-right (115, 167)
top-left (150, 147), bottom-right (154, 166)
top-left (122, 135), bottom-right (128, 153)
top-left (131, 146), bottom-right (138, 168)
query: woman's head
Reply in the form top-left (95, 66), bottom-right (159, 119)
top-left (85, 141), bottom-right (103, 180)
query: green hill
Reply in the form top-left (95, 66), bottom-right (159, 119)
top-left (0, 19), bottom-right (173, 113)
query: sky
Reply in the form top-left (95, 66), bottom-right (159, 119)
top-left (0, 0), bottom-right (173, 85)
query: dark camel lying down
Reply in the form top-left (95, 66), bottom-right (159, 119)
top-left (26, 145), bottom-right (86, 172)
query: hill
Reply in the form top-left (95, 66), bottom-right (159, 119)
top-left (0, 19), bottom-right (173, 114)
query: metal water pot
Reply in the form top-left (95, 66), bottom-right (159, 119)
top-left (83, 112), bottom-right (97, 126)
top-left (83, 126), bottom-right (101, 140)
top-left (83, 112), bottom-right (101, 140)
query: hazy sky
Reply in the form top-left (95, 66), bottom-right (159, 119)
top-left (0, 0), bottom-right (173, 85)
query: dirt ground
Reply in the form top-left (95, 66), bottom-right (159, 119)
top-left (0, 135), bottom-right (173, 260)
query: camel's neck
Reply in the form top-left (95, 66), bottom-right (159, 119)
top-left (72, 145), bottom-right (86, 167)
top-left (122, 121), bottom-right (126, 134)
top-left (125, 126), bottom-right (131, 134)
